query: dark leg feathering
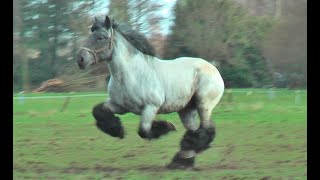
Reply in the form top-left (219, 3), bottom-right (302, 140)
top-left (167, 124), bottom-right (216, 169)
top-left (92, 103), bottom-right (124, 139)
top-left (138, 120), bottom-right (176, 140)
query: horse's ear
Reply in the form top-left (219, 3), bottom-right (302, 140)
top-left (104, 15), bottom-right (111, 29)
top-left (91, 17), bottom-right (98, 32)
top-left (112, 18), bottom-right (115, 25)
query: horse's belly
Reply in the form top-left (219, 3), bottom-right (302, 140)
top-left (158, 104), bottom-right (186, 114)
top-left (111, 93), bottom-right (144, 114)
top-left (110, 89), bottom-right (191, 114)
top-left (109, 83), bottom-right (165, 115)
top-left (158, 93), bottom-right (194, 114)
top-left (157, 72), bottom-right (197, 113)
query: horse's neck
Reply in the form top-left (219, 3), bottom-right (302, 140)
top-left (107, 31), bottom-right (152, 84)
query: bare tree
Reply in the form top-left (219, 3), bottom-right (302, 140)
top-left (13, 0), bottom-right (30, 91)
top-left (109, 0), bottom-right (130, 23)
top-left (127, 0), bottom-right (164, 36)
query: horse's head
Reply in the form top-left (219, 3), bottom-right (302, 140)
top-left (77, 16), bottom-right (114, 69)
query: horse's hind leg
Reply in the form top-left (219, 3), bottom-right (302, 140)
top-left (166, 105), bottom-right (199, 169)
top-left (169, 118), bottom-right (216, 169)
top-left (92, 99), bottom-right (127, 139)
top-left (167, 92), bottom-right (222, 169)
top-left (191, 89), bottom-right (224, 154)
top-left (178, 103), bottom-right (198, 131)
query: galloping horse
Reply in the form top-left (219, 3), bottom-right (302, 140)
top-left (77, 16), bottom-right (224, 169)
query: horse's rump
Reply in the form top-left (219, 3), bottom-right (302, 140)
top-left (155, 57), bottom-right (224, 113)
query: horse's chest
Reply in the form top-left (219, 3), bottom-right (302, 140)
top-left (110, 87), bottom-right (138, 103)
top-left (108, 83), bottom-right (149, 113)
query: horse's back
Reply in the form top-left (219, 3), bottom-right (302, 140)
top-left (158, 56), bottom-right (224, 96)
top-left (169, 57), bottom-right (224, 90)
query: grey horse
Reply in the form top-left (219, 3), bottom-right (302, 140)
top-left (77, 16), bottom-right (224, 169)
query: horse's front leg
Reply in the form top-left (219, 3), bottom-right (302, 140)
top-left (138, 105), bottom-right (176, 140)
top-left (92, 99), bottom-right (127, 139)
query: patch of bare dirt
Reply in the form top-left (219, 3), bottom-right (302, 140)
top-left (216, 144), bottom-right (235, 164)
top-left (94, 164), bottom-right (123, 173)
top-left (137, 164), bottom-right (204, 172)
top-left (213, 164), bottom-right (239, 170)
top-left (276, 134), bottom-right (285, 138)
top-left (13, 164), bottom-right (27, 173)
top-left (122, 153), bottom-right (136, 158)
top-left (78, 114), bottom-right (87, 118)
top-left (62, 167), bottom-right (90, 173)
top-left (260, 176), bottom-right (272, 180)
top-left (294, 159), bottom-right (307, 165)
top-left (161, 155), bottom-right (169, 159)
top-left (220, 175), bottom-right (244, 180)
top-left (136, 165), bottom-right (170, 172)
top-left (25, 161), bottom-right (48, 173)
top-left (196, 162), bottom-right (240, 172)
top-left (279, 144), bottom-right (293, 150)
top-left (16, 139), bottom-right (31, 143)
top-left (276, 160), bottom-right (291, 164)
top-left (46, 122), bottom-right (59, 127)
top-left (16, 162), bottom-right (88, 175)
top-left (63, 163), bottom-right (127, 174)
top-left (14, 112), bottom-right (27, 116)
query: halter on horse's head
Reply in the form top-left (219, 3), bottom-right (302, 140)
top-left (77, 16), bottom-right (115, 69)
top-left (80, 27), bottom-right (114, 64)
top-left (77, 15), bottom-right (156, 70)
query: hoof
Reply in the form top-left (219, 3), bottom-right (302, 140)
top-left (166, 153), bottom-right (195, 170)
top-left (138, 127), bottom-right (153, 140)
top-left (151, 120), bottom-right (176, 139)
top-left (180, 126), bottom-right (215, 153)
top-left (138, 120), bottom-right (176, 140)
top-left (95, 119), bottom-right (124, 139)
top-left (92, 103), bottom-right (125, 139)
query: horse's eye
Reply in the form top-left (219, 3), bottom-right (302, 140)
top-left (97, 36), bottom-right (104, 41)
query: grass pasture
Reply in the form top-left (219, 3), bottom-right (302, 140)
top-left (13, 89), bottom-right (307, 179)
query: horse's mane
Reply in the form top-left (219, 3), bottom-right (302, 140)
top-left (112, 23), bottom-right (156, 57)
top-left (91, 17), bottom-right (156, 57)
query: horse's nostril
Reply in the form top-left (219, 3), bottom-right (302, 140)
top-left (77, 56), bottom-right (85, 69)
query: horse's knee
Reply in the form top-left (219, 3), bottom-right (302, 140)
top-left (152, 120), bottom-right (176, 138)
top-left (178, 105), bottom-right (198, 131)
top-left (92, 103), bottom-right (124, 139)
top-left (182, 121), bottom-right (198, 131)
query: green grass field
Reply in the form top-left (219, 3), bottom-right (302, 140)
top-left (13, 89), bottom-right (307, 179)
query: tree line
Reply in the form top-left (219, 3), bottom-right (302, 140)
top-left (13, 0), bottom-right (307, 92)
